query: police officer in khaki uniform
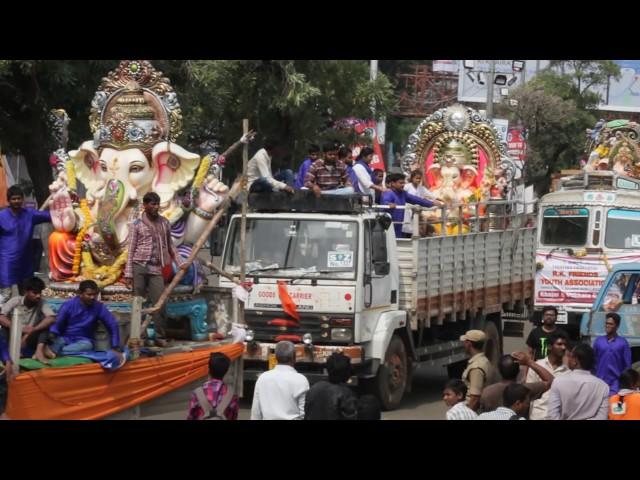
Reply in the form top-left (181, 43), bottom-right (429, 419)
top-left (460, 330), bottom-right (491, 412)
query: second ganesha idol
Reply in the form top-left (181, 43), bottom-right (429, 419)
top-left (48, 60), bottom-right (230, 293)
top-left (401, 104), bottom-right (516, 206)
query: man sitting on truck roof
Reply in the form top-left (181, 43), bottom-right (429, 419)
top-left (381, 173), bottom-right (441, 239)
top-left (304, 143), bottom-right (353, 197)
top-left (460, 329), bottom-right (492, 412)
top-left (247, 139), bottom-right (295, 194)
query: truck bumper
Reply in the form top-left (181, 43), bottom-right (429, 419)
top-left (243, 341), bottom-right (364, 365)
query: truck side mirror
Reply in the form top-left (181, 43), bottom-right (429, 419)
top-left (374, 261), bottom-right (390, 276)
top-left (378, 214), bottom-right (392, 231)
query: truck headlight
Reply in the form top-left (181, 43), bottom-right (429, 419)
top-left (302, 333), bottom-right (313, 345)
top-left (245, 329), bottom-right (255, 342)
top-left (331, 328), bottom-right (352, 342)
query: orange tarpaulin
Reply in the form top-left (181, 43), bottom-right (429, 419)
top-left (6, 343), bottom-right (244, 420)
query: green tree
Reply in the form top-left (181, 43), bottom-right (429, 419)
top-left (502, 60), bottom-right (621, 193)
top-left (0, 60), bottom-right (118, 203)
top-left (0, 60), bottom-right (396, 202)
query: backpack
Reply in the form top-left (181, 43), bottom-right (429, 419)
top-left (193, 384), bottom-right (234, 421)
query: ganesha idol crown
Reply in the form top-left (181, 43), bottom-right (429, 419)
top-left (89, 60), bottom-right (183, 151)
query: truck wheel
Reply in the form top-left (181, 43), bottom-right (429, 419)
top-left (374, 335), bottom-right (407, 411)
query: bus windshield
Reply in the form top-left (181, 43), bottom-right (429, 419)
top-left (605, 209), bottom-right (640, 249)
top-left (541, 207), bottom-right (589, 246)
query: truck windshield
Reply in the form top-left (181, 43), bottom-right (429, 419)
top-left (605, 209), bottom-right (640, 249)
top-left (600, 272), bottom-right (640, 312)
top-left (223, 218), bottom-right (358, 279)
top-left (541, 207), bottom-right (589, 246)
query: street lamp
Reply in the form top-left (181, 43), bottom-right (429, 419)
top-left (494, 75), bottom-right (508, 86)
top-left (507, 75), bottom-right (518, 87)
top-left (512, 60), bottom-right (525, 72)
top-left (463, 60), bottom-right (475, 69)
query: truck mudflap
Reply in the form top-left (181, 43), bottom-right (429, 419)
top-left (244, 342), bottom-right (363, 365)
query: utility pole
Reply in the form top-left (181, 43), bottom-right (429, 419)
top-left (370, 60), bottom-right (386, 167)
top-left (486, 60), bottom-right (496, 119)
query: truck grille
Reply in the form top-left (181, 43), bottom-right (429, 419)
top-left (245, 311), bottom-right (349, 344)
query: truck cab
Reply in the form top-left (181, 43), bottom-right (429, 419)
top-left (219, 193), bottom-right (410, 409)
top-left (581, 263), bottom-right (640, 363)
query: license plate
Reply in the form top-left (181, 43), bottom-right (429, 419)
top-left (556, 310), bottom-right (568, 324)
top-left (268, 353), bottom-right (277, 370)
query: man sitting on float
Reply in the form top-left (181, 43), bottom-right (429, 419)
top-left (44, 280), bottom-right (123, 365)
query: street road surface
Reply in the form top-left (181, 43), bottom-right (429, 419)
top-left (143, 322), bottom-right (532, 420)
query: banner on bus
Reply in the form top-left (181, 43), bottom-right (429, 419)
top-left (535, 252), bottom-right (640, 305)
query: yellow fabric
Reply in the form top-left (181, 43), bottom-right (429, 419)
top-left (6, 343), bottom-right (244, 420)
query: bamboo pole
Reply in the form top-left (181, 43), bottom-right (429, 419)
top-left (205, 260), bottom-right (240, 285)
top-left (235, 119), bottom-right (249, 329)
top-left (240, 119), bottom-right (248, 286)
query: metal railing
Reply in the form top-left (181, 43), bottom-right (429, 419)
top-left (371, 199), bottom-right (538, 238)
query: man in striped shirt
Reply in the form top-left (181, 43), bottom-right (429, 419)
top-left (124, 192), bottom-right (187, 346)
top-left (443, 379), bottom-right (478, 420)
top-left (304, 144), bottom-right (353, 196)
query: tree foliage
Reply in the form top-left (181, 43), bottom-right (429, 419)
top-left (0, 60), bottom-right (396, 202)
top-left (502, 60), bottom-right (621, 193)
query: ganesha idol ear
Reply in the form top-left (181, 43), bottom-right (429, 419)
top-left (69, 141), bottom-right (102, 197)
top-left (152, 142), bottom-right (200, 204)
top-left (462, 165), bottom-right (478, 176)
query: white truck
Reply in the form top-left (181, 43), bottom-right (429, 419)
top-left (218, 192), bottom-right (536, 409)
top-left (535, 171), bottom-right (640, 338)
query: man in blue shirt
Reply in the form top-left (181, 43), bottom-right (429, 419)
top-left (0, 186), bottom-right (51, 303)
top-left (294, 145), bottom-right (320, 189)
top-left (45, 280), bottom-right (121, 358)
top-left (594, 312), bottom-right (631, 396)
top-left (381, 173), bottom-right (442, 238)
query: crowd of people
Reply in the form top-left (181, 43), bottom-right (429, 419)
top-left (444, 306), bottom-right (638, 420)
top-left (247, 140), bottom-right (445, 238)
top-left (187, 342), bottom-right (381, 421)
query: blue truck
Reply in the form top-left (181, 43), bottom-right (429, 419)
top-left (582, 262), bottom-right (640, 364)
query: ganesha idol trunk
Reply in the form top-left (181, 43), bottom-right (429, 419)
top-left (96, 178), bottom-right (127, 253)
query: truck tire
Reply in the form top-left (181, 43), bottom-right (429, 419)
top-left (373, 335), bottom-right (408, 411)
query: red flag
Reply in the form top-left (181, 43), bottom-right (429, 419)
top-left (352, 119), bottom-right (385, 171)
top-left (277, 280), bottom-right (300, 322)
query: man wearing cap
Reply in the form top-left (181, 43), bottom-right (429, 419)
top-left (460, 329), bottom-right (492, 412)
